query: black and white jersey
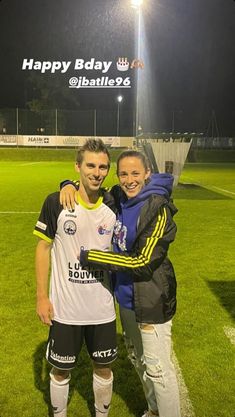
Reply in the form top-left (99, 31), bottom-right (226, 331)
top-left (34, 191), bottom-right (116, 325)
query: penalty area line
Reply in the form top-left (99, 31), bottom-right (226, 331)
top-left (223, 326), bottom-right (235, 346)
top-left (210, 185), bottom-right (235, 196)
top-left (172, 350), bottom-right (196, 417)
top-left (181, 178), bottom-right (235, 196)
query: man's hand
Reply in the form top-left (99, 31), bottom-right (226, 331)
top-left (37, 297), bottom-right (54, 326)
top-left (60, 184), bottom-right (77, 211)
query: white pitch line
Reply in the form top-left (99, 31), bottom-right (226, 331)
top-left (223, 326), bottom-right (235, 346)
top-left (210, 186), bottom-right (235, 196)
top-left (172, 351), bottom-right (196, 417)
top-left (0, 211), bottom-right (39, 214)
top-left (19, 162), bottom-right (43, 166)
top-left (181, 178), bottom-right (235, 196)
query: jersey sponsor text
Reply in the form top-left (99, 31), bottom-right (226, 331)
top-left (68, 262), bottom-right (104, 283)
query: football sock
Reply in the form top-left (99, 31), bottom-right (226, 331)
top-left (93, 371), bottom-right (113, 417)
top-left (50, 371), bottom-right (71, 417)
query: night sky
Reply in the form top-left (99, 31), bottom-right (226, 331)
top-left (0, 0), bottom-right (235, 135)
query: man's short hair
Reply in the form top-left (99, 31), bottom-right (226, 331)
top-left (76, 139), bottom-right (110, 167)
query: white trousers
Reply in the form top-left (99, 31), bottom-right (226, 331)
top-left (119, 306), bottom-right (181, 417)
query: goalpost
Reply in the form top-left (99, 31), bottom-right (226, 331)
top-left (139, 138), bottom-right (192, 185)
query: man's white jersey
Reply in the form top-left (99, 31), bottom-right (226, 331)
top-left (34, 191), bottom-right (116, 325)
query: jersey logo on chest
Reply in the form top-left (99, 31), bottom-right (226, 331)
top-left (98, 224), bottom-right (112, 235)
top-left (64, 220), bottom-right (77, 235)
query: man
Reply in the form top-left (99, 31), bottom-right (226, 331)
top-left (34, 139), bottom-right (117, 417)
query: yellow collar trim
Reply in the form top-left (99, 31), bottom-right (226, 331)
top-left (76, 192), bottom-right (103, 210)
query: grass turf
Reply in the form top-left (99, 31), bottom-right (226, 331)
top-left (0, 157), bottom-right (234, 417)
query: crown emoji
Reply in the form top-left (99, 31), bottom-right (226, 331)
top-left (117, 57), bottom-right (130, 71)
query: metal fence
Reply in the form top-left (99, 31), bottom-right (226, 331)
top-left (1, 108), bottom-right (235, 148)
top-left (0, 108), bottom-right (135, 137)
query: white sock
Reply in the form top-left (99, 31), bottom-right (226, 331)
top-left (93, 372), bottom-right (113, 417)
top-left (50, 371), bottom-right (71, 417)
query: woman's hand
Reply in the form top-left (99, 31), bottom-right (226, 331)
top-left (60, 184), bottom-right (77, 210)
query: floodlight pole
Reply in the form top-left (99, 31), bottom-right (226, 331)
top-left (116, 95), bottom-right (123, 137)
top-left (117, 103), bottom-right (120, 136)
top-left (136, 8), bottom-right (141, 138)
top-left (132, 0), bottom-right (142, 137)
top-left (172, 111), bottom-right (175, 134)
top-left (16, 107), bottom-right (19, 136)
top-left (55, 109), bottom-right (58, 136)
top-left (94, 109), bottom-right (97, 136)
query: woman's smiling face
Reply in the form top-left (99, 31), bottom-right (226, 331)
top-left (117, 156), bottom-right (150, 199)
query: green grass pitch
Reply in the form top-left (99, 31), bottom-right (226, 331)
top-left (0, 152), bottom-right (234, 417)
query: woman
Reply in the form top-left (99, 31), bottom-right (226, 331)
top-left (61, 150), bottom-right (181, 417)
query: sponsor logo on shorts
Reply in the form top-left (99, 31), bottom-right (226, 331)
top-left (64, 220), bottom-right (77, 235)
top-left (50, 349), bottom-right (76, 364)
top-left (93, 348), bottom-right (117, 359)
top-left (36, 220), bottom-right (47, 231)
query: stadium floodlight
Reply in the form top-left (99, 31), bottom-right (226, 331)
top-left (131, 0), bottom-right (143, 9)
top-left (117, 95), bottom-right (123, 103)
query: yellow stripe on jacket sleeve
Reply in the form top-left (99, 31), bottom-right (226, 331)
top-left (87, 207), bottom-right (167, 268)
top-left (33, 230), bottom-right (53, 243)
top-left (141, 207), bottom-right (167, 260)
